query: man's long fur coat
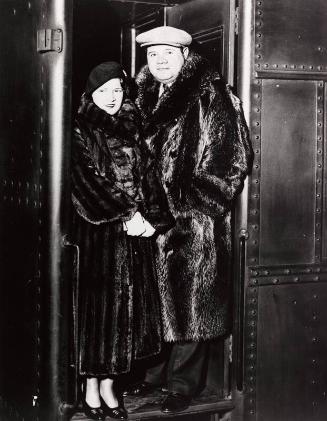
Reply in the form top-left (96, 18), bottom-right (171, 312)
top-left (136, 52), bottom-right (253, 342)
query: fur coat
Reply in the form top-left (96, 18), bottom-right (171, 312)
top-left (71, 95), bottom-right (174, 376)
top-left (136, 52), bottom-right (253, 342)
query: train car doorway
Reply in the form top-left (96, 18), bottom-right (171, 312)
top-left (70, 0), bottom-right (238, 420)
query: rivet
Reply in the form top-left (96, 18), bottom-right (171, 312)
top-left (318, 109), bottom-right (322, 113)
top-left (273, 278), bottom-right (279, 284)
top-left (318, 123), bottom-right (322, 127)
top-left (317, 208), bottom-right (321, 213)
top-left (313, 294), bottom-right (318, 299)
top-left (255, 135), bottom-right (260, 140)
top-left (293, 300), bottom-right (297, 305)
top-left (318, 136), bottom-right (322, 140)
top-left (255, 149), bottom-right (260, 154)
top-left (257, 33), bottom-right (262, 38)
top-left (317, 193), bottom-right (321, 198)
top-left (256, 43), bottom-right (261, 48)
top-left (284, 64), bottom-right (288, 68)
top-left (294, 277), bottom-right (299, 282)
top-left (264, 63), bottom-right (269, 68)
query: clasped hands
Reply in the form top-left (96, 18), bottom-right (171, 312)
top-left (123, 211), bottom-right (155, 237)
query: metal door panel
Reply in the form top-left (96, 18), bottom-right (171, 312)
top-left (0, 0), bottom-right (73, 420)
top-left (254, 0), bottom-right (327, 76)
top-left (259, 80), bottom-right (317, 265)
top-left (0, 2), bottom-right (41, 420)
top-left (241, 1), bottom-right (327, 421)
top-left (255, 283), bottom-right (327, 421)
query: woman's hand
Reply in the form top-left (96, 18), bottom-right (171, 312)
top-left (123, 211), bottom-right (155, 237)
top-left (124, 211), bottom-right (146, 236)
top-left (141, 219), bottom-right (156, 237)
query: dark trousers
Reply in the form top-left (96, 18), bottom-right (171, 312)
top-left (145, 341), bottom-right (210, 396)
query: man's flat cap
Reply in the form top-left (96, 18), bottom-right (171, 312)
top-left (136, 26), bottom-right (192, 48)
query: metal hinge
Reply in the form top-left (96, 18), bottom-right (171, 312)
top-left (37, 29), bottom-right (63, 53)
top-left (234, 6), bottom-right (239, 35)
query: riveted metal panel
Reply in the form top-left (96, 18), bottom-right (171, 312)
top-left (0, 1), bottom-right (42, 420)
top-left (323, 82), bottom-right (327, 260)
top-left (255, 283), bottom-right (327, 421)
top-left (254, 0), bottom-right (327, 77)
top-left (259, 80), bottom-right (317, 265)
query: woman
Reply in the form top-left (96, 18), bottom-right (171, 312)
top-left (71, 62), bottom-right (174, 420)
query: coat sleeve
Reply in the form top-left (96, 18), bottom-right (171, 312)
top-left (188, 89), bottom-right (253, 217)
top-left (71, 122), bottom-right (138, 224)
top-left (141, 146), bottom-right (175, 234)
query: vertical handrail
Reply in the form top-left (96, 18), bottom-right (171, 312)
top-left (235, 229), bottom-right (248, 390)
top-left (61, 236), bottom-right (80, 412)
top-left (233, 0), bottom-right (253, 393)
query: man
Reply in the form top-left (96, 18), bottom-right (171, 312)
top-left (126, 26), bottom-right (252, 413)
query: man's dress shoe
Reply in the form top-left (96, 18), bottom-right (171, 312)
top-left (161, 392), bottom-right (191, 413)
top-left (123, 381), bottom-right (159, 397)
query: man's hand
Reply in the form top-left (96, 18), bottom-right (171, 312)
top-left (124, 211), bottom-right (146, 236)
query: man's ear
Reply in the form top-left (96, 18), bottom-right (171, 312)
top-left (182, 47), bottom-right (189, 59)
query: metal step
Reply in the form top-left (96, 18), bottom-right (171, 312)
top-left (71, 394), bottom-right (233, 420)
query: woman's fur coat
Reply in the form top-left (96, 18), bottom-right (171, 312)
top-left (136, 52), bottom-right (253, 342)
top-left (71, 95), bottom-right (174, 375)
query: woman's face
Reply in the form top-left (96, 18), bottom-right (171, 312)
top-left (92, 78), bottom-right (124, 115)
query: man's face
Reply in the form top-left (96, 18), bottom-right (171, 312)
top-left (146, 45), bottom-right (189, 84)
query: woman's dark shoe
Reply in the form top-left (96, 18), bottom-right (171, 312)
top-left (100, 397), bottom-right (128, 419)
top-left (82, 399), bottom-right (105, 420)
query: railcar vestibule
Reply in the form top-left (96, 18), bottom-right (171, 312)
top-left (1, 0), bottom-right (327, 420)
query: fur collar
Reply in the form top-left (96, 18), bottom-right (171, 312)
top-left (77, 94), bottom-right (140, 141)
top-left (135, 51), bottom-right (220, 126)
